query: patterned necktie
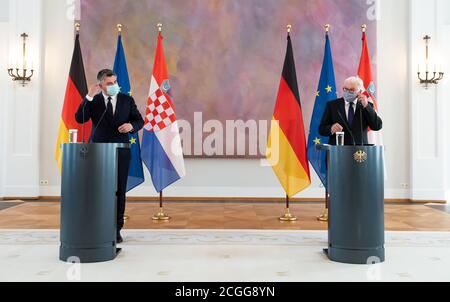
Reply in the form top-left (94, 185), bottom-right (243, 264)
top-left (348, 102), bottom-right (355, 127)
top-left (107, 97), bottom-right (113, 116)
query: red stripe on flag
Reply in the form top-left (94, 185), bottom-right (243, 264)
top-left (358, 32), bottom-right (378, 111)
top-left (62, 78), bottom-right (91, 142)
top-left (273, 77), bottom-right (310, 176)
top-left (152, 32), bottom-right (176, 111)
top-left (152, 33), bottom-right (168, 83)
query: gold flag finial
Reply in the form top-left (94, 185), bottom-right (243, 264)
top-left (75, 23), bottom-right (80, 33)
top-left (157, 23), bottom-right (163, 32)
top-left (287, 24), bottom-right (292, 33)
top-left (325, 24), bottom-right (330, 33)
top-left (362, 24), bottom-right (367, 32)
top-left (117, 24), bottom-right (123, 34)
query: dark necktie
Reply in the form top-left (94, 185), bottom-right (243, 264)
top-left (107, 97), bottom-right (113, 116)
top-left (348, 102), bottom-right (355, 127)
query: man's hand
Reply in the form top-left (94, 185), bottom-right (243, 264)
top-left (331, 123), bottom-right (344, 135)
top-left (118, 123), bottom-right (133, 134)
top-left (88, 83), bottom-right (101, 98)
top-left (357, 93), bottom-right (369, 108)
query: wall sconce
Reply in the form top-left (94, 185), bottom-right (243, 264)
top-left (417, 35), bottom-right (444, 89)
top-left (7, 33), bottom-right (34, 86)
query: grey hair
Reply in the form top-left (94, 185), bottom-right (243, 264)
top-left (344, 76), bottom-right (365, 92)
top-left (97, 69), bottom-right (116, 83)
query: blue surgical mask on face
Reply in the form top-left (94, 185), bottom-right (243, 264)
top-left (106, 83), bottom-right (120, 96)
top-left (343, 90), bottom-right (358, 103)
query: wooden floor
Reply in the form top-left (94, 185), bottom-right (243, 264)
top-left (0, 201), bottom-right (450, 231)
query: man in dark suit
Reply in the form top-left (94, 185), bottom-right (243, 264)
top-left (319, 76), bottom-right (382, 145)
top-left (75, 69), bottom-right (144, 243)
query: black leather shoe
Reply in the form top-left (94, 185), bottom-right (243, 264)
top-left (116, 233), bottom-right (123, 244)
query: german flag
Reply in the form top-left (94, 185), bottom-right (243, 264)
top-left (267, 32), bottom-right (311, 198)
top-left (54, 33), bottom-right (91, 172)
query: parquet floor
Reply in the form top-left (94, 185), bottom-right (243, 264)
top-left (0, 201), bottom-right (449, 231)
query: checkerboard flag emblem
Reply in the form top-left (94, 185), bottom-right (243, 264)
top-left (144, 88), bottom-right (177, 132)
top-left (141, 31), bottom-right (186, 193)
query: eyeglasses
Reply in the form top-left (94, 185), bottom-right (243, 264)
top-left (343, 88), bottom-right (358, 93)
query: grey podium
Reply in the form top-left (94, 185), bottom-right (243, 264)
top-left (318, 145), bottom-right (385, 264)
top-left (59, 143), bottom-right (130, 263)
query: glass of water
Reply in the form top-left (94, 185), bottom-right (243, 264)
top-left (336, 132), bottom-right (345, 146)
top-left (69, 129), bottom-right (78, 143)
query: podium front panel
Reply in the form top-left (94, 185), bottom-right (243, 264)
top-left (59, 143), bottom-right (129, 263)
top-left (327, 145), bottom-right (385, 264)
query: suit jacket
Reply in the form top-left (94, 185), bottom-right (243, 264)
top-left (319, 98), bottom-right (383, 145)
top-left (75, 93), bottom-right (144, 144)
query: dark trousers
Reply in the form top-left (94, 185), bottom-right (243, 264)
top-left (117, 148), bottom-right (131, 233)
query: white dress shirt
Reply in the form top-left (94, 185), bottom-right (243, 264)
top-left (86, 93), bottom-right (118, 115)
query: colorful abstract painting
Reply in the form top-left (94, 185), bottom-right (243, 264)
top-left (80, 0), bottom-right (377, 157)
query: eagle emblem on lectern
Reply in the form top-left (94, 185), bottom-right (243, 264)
top-left (353, 150), bottom-right (368, 163)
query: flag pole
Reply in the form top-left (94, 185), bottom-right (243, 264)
top-left (317, 185), bottom-right (330, 221)
top-left (151, 22), bottom-right (171, 221)
top-left (75, 22), bottom-right (86, 145)
top-left (117, 23), bottom-right (130, 223)
top-left (152, 190), bottom-right (171, 221)
top-left (151, 23), bottom-right (170, 221)
top-left (279, 194), bottom-right (297, 222)
top-left (317, 24), bottom-right (331, 223)
top-left (277, 24), bottom-right (298, 223)
top-left (317, 188), bottom-right (329, 222)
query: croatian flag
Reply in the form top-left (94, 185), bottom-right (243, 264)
top-left (141, 31), bottom-right (186, 193)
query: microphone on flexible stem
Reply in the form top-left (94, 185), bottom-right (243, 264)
top-left (81, 99), bottom-right (88, 144)
top-left (337, 111), bottom-right (356, 146)
top-left (357, 101), bottom-right (364, 146)
top-left (89, 106), bottom-right (108, 143)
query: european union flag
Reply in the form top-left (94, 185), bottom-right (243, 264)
top-left (113, 34), bottom-right (145, 192)
top-left (307, 32), bottom-right (337, 188)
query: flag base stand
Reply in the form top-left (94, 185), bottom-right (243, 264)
top-left (152, 207), bottom-right (171, 221)
top-left (279, 208), bottom-right (297, 222)
top-left (317, 189), bottom-right (329, 222)
top-left (279, 195), bottom-right (297, 222)
top-left (152, 192), bottom-right (171, 221)
top-left (317, 209), bottom-right (328, 222)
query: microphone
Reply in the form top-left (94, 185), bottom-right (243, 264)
top-left (337, 111), bottom-right (356, 146)
top-left (81, 99), bottom-right (88, 144)
top-left (89, 106), bottom-right (108, 143)
top-left (357, 101), bottom-right (364, 146)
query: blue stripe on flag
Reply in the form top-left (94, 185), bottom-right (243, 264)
top-left (141, 130), bottom-right (181, 193)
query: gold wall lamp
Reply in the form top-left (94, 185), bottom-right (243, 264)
top-left (417, 35), bottom-right (444, 89)
top-left (7, 33), bottom-right (34, 86)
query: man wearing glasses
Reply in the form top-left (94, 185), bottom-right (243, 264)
top-left (319, 76), bottom-right (383, 146)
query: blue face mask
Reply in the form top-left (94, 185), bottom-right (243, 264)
top-left (343, 90), bottom-right (358, 103)
top-left (106, 83), bottom-right (120, 96)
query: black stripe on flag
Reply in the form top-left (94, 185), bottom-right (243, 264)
top-left (69, 34), bottom-right (88, 97)
top-left (281, 34), bottom-right (301, 106)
